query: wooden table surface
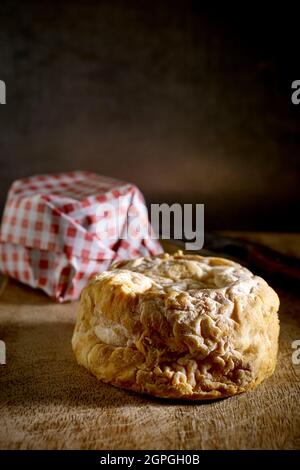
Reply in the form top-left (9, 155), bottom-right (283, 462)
top-left (0, 234), bottom-right (299, 450)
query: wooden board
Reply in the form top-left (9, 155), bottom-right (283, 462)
top-left (0, 235), bottom-right (300, 450)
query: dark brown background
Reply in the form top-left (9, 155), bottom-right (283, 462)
top-left (0, 1), bottom-right (299, 230)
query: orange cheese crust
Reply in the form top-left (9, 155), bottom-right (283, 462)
top-left (72, 251), bottom-right (280, 399)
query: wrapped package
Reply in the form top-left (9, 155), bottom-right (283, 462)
top-left (0, 171), bottom-right (162, 301)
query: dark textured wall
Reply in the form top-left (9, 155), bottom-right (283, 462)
top-left (0, 1), bottom-right (299, 230)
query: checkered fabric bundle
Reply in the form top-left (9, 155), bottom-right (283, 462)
top-left (0, 171), bottom-right (162, 301)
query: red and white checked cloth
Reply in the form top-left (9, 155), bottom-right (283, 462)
top-left (0, 171), bottom-right (162, 301)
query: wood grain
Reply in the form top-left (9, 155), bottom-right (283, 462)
top-left (0, 234), bottom-right (299, 449)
